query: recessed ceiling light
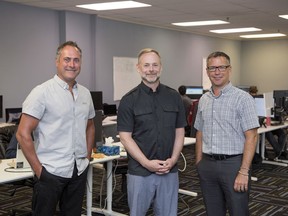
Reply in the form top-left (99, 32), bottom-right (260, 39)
top-left (279, 15), bottom-right (288, 19)
top-left (240, 33), bottom-right (286, 38)
top-left (76, 1), bottom-right (151, 11)
top-left (210, 27), bottom-right (261, 34)
top-left (172, 20), bottom-right (229, 27)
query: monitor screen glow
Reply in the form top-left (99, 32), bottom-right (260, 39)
top-left (254, 92), bottom-right (274, 118)
top-left (186, 86), bottom-right (203, 99)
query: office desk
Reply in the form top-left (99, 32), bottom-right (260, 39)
top-left (1, 156), bottom-right (121, 216)
top-left (102, 116), bottom-right (117, 127)
top-left (87, 155), bottom-right (126, 216)
top-left (0, 159), bottom-right (33, 184)
top-left (257, 122), bottom-right (288, 167)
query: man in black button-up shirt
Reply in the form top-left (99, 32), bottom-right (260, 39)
top-left (117, 48), bottom-right (186, 216)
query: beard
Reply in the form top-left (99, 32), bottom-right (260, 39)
top-left (141, 74), bottom-right (160, 84)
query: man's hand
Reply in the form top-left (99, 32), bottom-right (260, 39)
top-left (145, 159), bottom-right (171, 174)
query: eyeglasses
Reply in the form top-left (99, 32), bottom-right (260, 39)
top-left (207, 65), bottom-right (230, 72)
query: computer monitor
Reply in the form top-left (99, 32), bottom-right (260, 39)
top-left (186, 86), bottom-right (203, 99)
top-left (273, 90), bottom-right (288, 111)
top-left (103, 104), bottom-right (117, 116)
top-left (0, 95), bottom-right (2, 118)
top-left (264, 92), bottom-right (274, 118)
top-left (254, 95), bottom-right (266, 117)
top-left (94, 110), bottom-right (103, 147)
top-left (90, 91), bottom-right (103, 111)
top-left (254, 93), bottom-right (275, 118)
top-left (273, 90), bottom-right (288, 122)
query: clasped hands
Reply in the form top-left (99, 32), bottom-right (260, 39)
top-left (147, 159), bottom-right (174, 175)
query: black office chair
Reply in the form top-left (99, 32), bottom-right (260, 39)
top-left (5, 108), bottom-right (22, 123)
top-left (189, 100), bottom-right (199, 138)
top-left (2, 125), bottom-right (33, 216)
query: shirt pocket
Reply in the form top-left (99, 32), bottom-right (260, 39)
top-left (163, 105), bottom-right (179, 127)
top-left (134, 107), bottom-right (153, 127)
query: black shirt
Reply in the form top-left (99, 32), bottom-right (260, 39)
top-left (117, 82), bottom-right (186, 176)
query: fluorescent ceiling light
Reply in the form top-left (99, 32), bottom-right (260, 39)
top-left (210, 27), bottom-right (261, 34)
top-left (240, 33), bottom-right (286, 39)
top-left (279, 15), bottom-right (288, 19)
top-left (172, 20), bottom-right (229, 27)
top-left (76, 1), bottom-right (151, 11)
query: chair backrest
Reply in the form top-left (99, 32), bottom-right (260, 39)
top-left (5, 108), bottom-right (22, 123)
top-left (189, 100), bottom-right (199, 138)
top-left (103, 104), bottom-right (117, 116)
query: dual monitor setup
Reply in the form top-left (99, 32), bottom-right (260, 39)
top-left (90, 91), bottom-right (118, 146)
top-left (252, 90), bottom-right (288, 125)
top-left (184, 86), bottom-right (288, 125)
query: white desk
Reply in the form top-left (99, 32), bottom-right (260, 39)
top-left (0, 156), bottom-right (121, 216)
top-left (257, 122), bottom-right (288, 166)
top-left (0, 159), bottom-right (33, 184)
top-left (86, 155), bottom-right (127, 216)
top-left (102, 116), bottom-right (117, 127)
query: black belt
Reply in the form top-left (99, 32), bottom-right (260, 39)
top-left (203, 153), bottom-right (242, 161)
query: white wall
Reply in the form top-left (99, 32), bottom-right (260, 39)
top-left (94, 17), bottom-right (242, 104)
top-left (2, 1), bottom-right (288, 122)
top-left (241, 40), bottom-right (288, 94)
top-left (0, 3), bottom-right (59, 122)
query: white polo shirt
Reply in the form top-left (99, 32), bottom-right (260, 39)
top-left (23, 75), bottom-right (95, 178)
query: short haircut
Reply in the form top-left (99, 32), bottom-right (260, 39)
top-left (137, 48), bottom-right (161, 63)
top-left (56, 41), bottom-right (82, 61)
top-left (206, 51), bottom-right (230, 66)
top-left (178, 85), bottom-right (186, 95)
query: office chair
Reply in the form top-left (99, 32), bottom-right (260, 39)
top-left (5, 108), bottom-right (22, 123)
top-left (9, 179), bottom-right (33, 216)
top-left (188, 100), bottom-right (199, 138)
top-left (2, 125), bottom-right (33, 216)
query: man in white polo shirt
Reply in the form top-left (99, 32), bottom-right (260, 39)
top-left (16, 41), bottom-right (95, 216)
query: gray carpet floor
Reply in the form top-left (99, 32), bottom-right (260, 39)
top-left (1, 145), bottom-right (288, 216)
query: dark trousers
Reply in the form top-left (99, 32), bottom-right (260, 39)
top-left (197, 154), bottom-right (250, 216)
top-left (32, 164), bottom-right (88, 216)
top-left (266, 129), bottom-right (287, 156)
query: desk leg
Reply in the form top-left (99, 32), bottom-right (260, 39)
top-left (91, 160), bottom-right (127, 216)
top-left (261, 133), bottom-right (265, 159)
top-left (106, 161), bottom-right (113, 212)
top-left (178, 189), bottom-right (197, 197)
top-left (86, 165), bottom-right (93, 216)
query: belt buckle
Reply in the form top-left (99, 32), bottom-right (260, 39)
top-left (213, 154), bottom-right (226, 160)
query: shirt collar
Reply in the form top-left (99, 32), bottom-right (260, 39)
top-left (53, 74), bottom-right (78, 90)
top-left (209, 82), bottom-right (232, 98)
top-left (139, 81), bottom-right (161, 94)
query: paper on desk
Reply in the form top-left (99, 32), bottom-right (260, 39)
top-left (104, 137), bottom-right (114, 146)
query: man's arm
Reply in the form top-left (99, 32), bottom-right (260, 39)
top-left (234, 128), bottom-right (258, 192)
top-left (195, 130), bottom-right (203, 164)
top-left (168, 127), bottom-right (185, 167)
top-left (16, 114), bottom-right (41, 178)
top-left (86, 118), bottom-right (95, 160)
top-left (119, 131), bottom-right (150, 167)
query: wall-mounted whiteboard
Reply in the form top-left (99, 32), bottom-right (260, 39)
top-left (202, 58), bottom-right (211, 90)
top-left (113, 57), bottom-right (140, 101)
